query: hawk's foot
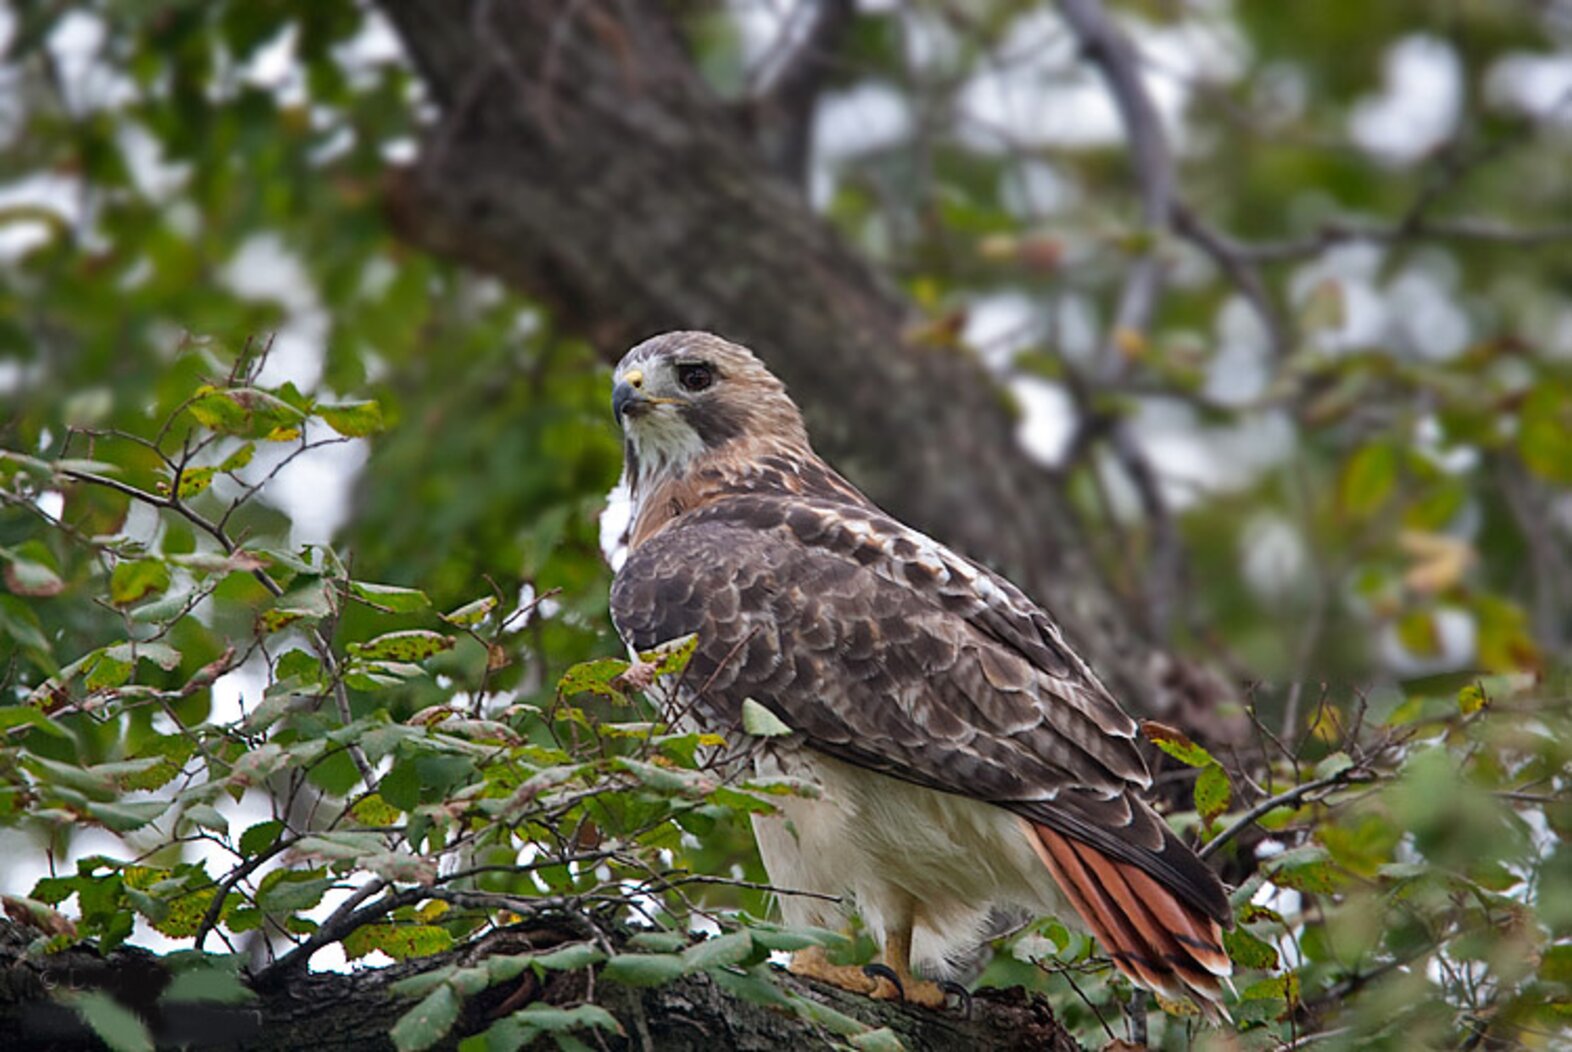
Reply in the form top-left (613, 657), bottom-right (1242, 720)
top-left (863, 962), bottom-right (952, 1010)
top-left (787, 946), bottom-right (879, 996)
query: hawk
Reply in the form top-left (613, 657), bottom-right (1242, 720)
top-left (607, 331), bottom-right (1231, 1013)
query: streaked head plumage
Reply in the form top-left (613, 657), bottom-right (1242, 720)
top-left (612, 332), bottom-right (809, 476)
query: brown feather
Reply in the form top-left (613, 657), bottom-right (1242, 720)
top-left (1117, 861), bottom-right (1231, 978)
top-left (1028, 823), bottom-right (1230, 1011)
top-left (1029, 824), bottom-right (1187, 1000)
top-left (1070, 838), bottom-right (1225, 1000)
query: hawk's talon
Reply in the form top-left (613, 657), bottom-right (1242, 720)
top-left (862, 962), bottom-right (904, 1000)
top-left (940, 979), bottom-right (973, 1019)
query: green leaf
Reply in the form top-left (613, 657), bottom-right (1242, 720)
top-left (258, 582), bottom-right (333, 633)
top-left (84, 649), bottom-right (134, 691)
top-left (219, 442), bottom-right (256, 472)
top-left (1314, 751), bottom-right (1355, 780)
top-left (388, 966), bottom-right (457, 1000)
top-left (1139, 721), bottom-right (1216, 768)
top-left (68, 990), bottom-right (154, 1052)
top-left (184, 804), bottom-right (229, 834)
top-left (557, 657), bottom-right (628, 698)
top-left (1194, 763), bottom-right (1231, 825)
top-left (1540, 944), bottom-right (1572, 985)
top-left (349, 581), bottom-right (431, 613)
top-left (511, 1003), bottom-right (621, 1035)
top-left (255, 870), bottom-right (333, 913)
top-left (390, 983), bottom-right (461, 1052)
top-left (318, 400), bottom-right (386, 437)
top-left (680, 930), bottom-right (754, 971)
top-left (0, 705), bottom-right (67, 738)
top-left (1223, 926), bottom-right (1279, 970)
top-left (624, 931), bottom-right (688, 953)
top-left (163, 964), bottom-right (256, 1005)
top-left (1339, 441), bottom-right (1397, 520)
top-left (1269, 850), bottom-right (1344, 894)
top-left (85, 800), bottom-right (169, 832)
top-left (1518, 381), bottom-right (1572, 484)
top-left (347, 630), bottom-right (456, 662)
top-left (109, 560), bottom-right (171, 607)
top-left (531, 943), bottom-right (606, 971)
top-left (238, 820), bottom-right (284, 857)
top-left (741, 698), bottom-right (793, 738)
top-left (600, 952), bottom-right (688, 986)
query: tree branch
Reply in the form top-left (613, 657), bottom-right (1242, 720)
top-left (1199, 763), bottom-right (1375, 861)
top-left (748, 0), bottom-right (857, 187)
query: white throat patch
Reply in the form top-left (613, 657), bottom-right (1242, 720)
top-left (627, 408), bottom-right (708, 491)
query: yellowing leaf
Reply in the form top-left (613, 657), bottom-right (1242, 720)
top-left (1194, 762), bottom-right (1231, 825)
top-left (318, 400), bottom-right (386, 437)
top-left (176, 465), bottom-right (216, 498)
top-left (347, 630), bottom-right (455, 662)
top-left (1399, 530), bottom-right (1473, 595)
top-left (109, 559), bottom-right (170, 606)
top-left (1140, 720), bottom-right (1216, 768)
top-left (440, 595), bottom-right (496, 627)
top-left (343, 923), bottom-right (453, 962)
top-left (187, 387), bottom-right (251, 433)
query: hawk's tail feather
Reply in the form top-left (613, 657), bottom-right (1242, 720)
top-left (1026, 822), bottom-right (1231, 1018)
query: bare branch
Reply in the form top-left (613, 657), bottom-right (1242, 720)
top-left (1054, 0), bottom-right (1193, 640)
top-left (750, 0), bottom-right (857, 186)
top-left (1226, 216), bottom-right (1572, 263)
top-left (1199, 762), bottom-right (1376, 861)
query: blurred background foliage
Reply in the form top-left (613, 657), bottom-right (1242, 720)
top-left (1, 1), bottom-right (1571, 1049)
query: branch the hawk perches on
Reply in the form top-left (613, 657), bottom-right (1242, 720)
top-left (606, 331), bottom-right (1232, 1016)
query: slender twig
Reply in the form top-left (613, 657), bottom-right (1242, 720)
top-left (55, 465), bottom-right (377, 787)
top-left (1199, 763), bottom-right (1375, 860)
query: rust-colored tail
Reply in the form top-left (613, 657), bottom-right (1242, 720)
top-left (1027, 822), bottom-right (1232, 1014)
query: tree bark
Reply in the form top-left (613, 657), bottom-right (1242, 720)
top-left (0, 917), bottom-right (1084, 1051)
top-left (374, 0), bottom-right (1162, 706)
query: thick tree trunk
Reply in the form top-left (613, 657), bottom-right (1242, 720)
top-left (0, 917), bottom-right (1084, 1051)
top-left (375, 0), bottom-right (1162, 706)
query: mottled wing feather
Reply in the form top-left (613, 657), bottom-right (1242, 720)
top-left (611, 494), bottom-right (1229, 924)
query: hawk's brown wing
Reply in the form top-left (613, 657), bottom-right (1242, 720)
top-left (610, 493), bottom-right (1229, 931)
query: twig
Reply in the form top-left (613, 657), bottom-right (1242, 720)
top-left (1199, 763), bottom-right (1374, 860)
top-left (1225, 217), bottom-right (1572, 263)
top-left (256, 876), bottom-right (394, 981)
top-left (55, 465), bottom-right (377, 788)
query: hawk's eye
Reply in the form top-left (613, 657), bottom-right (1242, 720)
top-left (676, 362), bottom-right (713, 392)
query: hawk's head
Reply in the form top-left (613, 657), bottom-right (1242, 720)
top-left (611, 331), bottom-right (809, 479)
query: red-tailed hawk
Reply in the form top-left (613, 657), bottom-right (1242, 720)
top-left (608, 332), bottom-right (1231, 1013)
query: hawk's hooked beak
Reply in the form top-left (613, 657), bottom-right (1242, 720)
top-left (613, 368), bottom-right (647, 424)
